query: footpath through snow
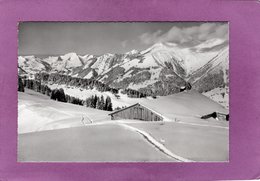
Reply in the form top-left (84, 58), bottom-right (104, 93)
top-left (81, 119), bottom-right (192, 162)
top-left (119, 123), bottom-right (192, 162)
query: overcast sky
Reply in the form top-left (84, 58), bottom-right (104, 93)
top-left (18, 22), bottom-right (228, 56)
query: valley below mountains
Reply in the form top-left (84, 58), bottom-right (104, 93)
top-left (18, 39), bottom-right (229, 108)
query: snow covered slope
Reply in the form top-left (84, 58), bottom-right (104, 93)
top-left (203, 87), bottom-right (229, 109)
top-left (18, 88), bottom-right (228, 162)
top-left (18, 89), bottom-right (110, 134)
top-left (19, 87), bottom-right (228, 132)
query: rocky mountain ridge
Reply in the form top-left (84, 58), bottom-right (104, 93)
top-left (18, 39), bottom-right (229, 97)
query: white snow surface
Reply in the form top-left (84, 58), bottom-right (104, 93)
top-left (203, 87), bottom-right (229, 109)
top-left (84, 71), bottom-right (93, 79)
top-left (18, 89), bottom-right (111, 134)
top-left (18, 89), bottom-right (228, 162)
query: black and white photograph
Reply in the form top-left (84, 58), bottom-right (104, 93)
top-left (18, 22), bottom-right (229, 162)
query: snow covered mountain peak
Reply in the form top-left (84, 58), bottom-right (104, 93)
top-left (126, 49), bottom-right (139, 55)
top-left (60, 52), bottom-right (78, 60)
top-left (18, 39), bottom-right (228, 98)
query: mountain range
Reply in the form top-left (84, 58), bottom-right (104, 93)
top-left (18, 38), bottom-right (229, 98)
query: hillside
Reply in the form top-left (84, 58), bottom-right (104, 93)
top-left (18, 89), bottom-right (110, 133)
top-left (18, 39), bottom-right (229, 99)
top-left (18, 88), bottom-right (228, 162)
top-left (18, 88), bottom-right (228, 134)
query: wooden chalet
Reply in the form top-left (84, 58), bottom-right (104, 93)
top-left (108, 103), bottom-right (163, 121)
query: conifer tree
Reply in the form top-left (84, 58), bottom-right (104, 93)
top-left (50, 89), bottom-right (57, 100)
top-left (18, 77), bottom-right (24, 92)
top-left (45, 87), bottom-right (51, 96)
top-left (93, 95), bottom-right (98, 108)
top-left (58, 88), bottom-right (66, 102)
top-left (105, 96), bottom-right (113, 111)
top-left (100, 95), bottom-right (105, 110)
top-left (90, 95), bottom-right (95, 108)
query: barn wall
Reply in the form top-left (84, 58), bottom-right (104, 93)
top-left (111, 104), bottom-right (163, 121)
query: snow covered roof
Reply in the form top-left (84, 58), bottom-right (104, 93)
top-left (109, 90), bottom-right (229, 121)
top-left (108, 103), bottom-right (140, 115)
top-left (109, 103), bottom-right (165, 120)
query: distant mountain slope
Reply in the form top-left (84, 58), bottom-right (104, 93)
top-left (18, 39), bottom-right (229, 97)
top-left (188, 47), bottom-right (229, 92)
top-left (18, 56), bottom-right (49, 74)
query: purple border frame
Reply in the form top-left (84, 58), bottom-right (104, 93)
top-left (1, 0), bottom-right (260, 180)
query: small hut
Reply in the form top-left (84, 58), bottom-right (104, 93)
top-left (180, 86), bottom-right (186, 92)
top-left (201, 112), bottom-right (229, 121)
top-left (108, 103), bottom-right (163, 121)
